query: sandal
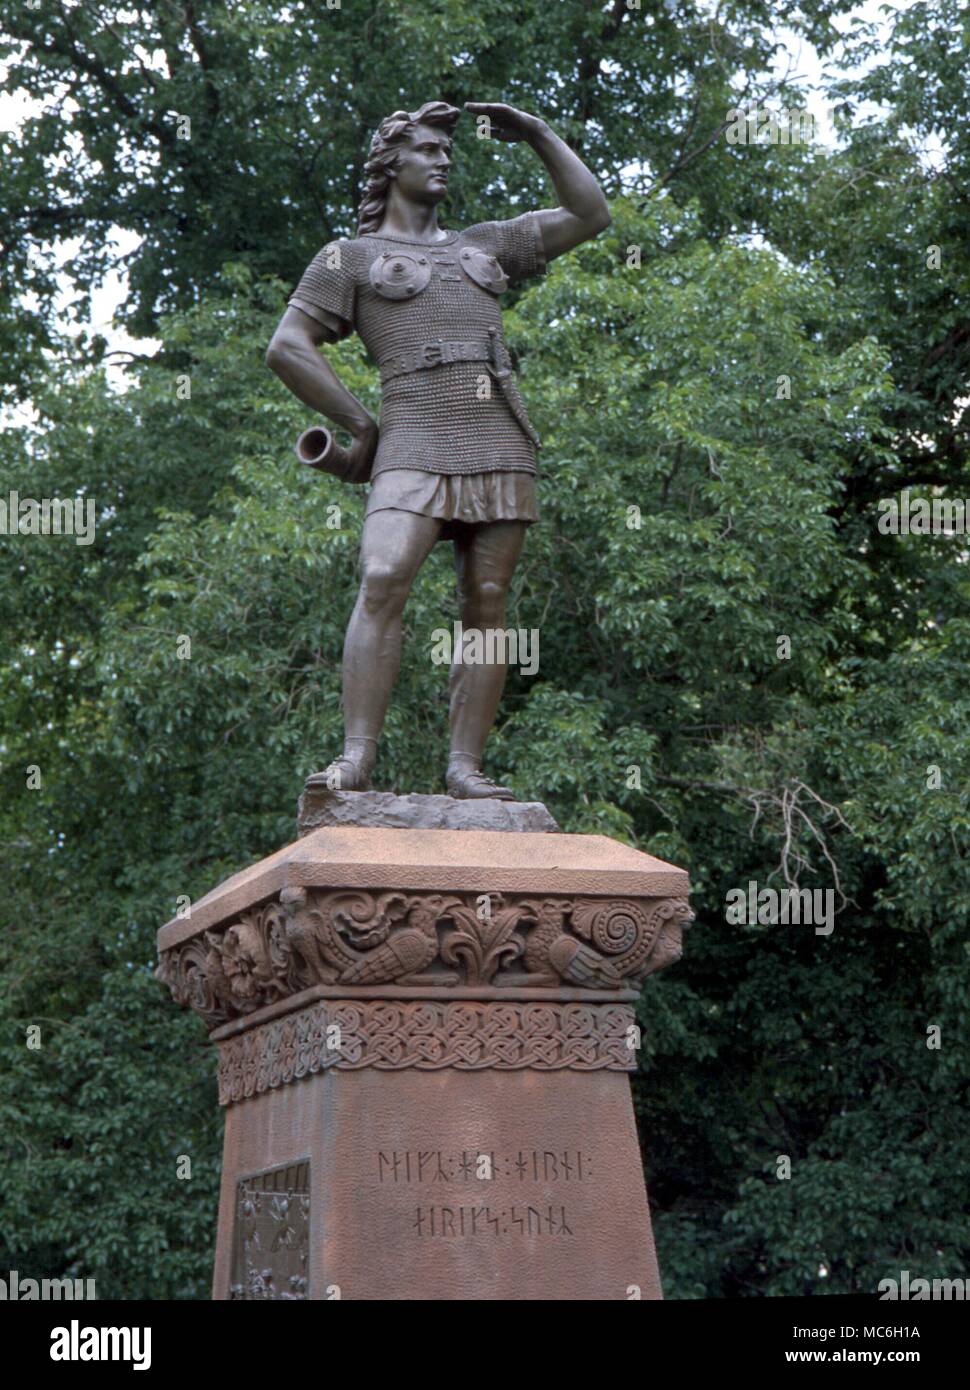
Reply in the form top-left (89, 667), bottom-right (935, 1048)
top-left (446, 768), bottom-right (517, 801)
top-left (305, 757), bottom-right (373, 793)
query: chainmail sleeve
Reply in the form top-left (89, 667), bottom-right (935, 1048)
top-left (462, 212), bottom-right (547, 285)
top-left (288, 240), bottom-right (358, 341)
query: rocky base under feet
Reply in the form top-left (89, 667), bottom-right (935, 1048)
top-left (297, 787), bottom-right (560, 837)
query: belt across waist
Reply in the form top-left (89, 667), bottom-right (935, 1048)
top-left (379, 338), bottom-right (494, 383)
top-left (378, 333), bottom-right (542, 450)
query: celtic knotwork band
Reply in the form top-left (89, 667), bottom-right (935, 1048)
top-left (216, 1000), bottom-right (639, 1103)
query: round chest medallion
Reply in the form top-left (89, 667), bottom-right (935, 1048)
top-left (459, 246), bottom-right (509, 294)
top-left (369, 251), bottom-right (432, 300)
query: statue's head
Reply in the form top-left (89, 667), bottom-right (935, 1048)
top-left (357, 100), bottom-right (462, 235)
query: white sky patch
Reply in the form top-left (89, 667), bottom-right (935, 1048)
top-left (1, 50), bottom-right (161, 403)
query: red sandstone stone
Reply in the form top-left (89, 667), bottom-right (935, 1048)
top-left (156, 826), bottom-right (692, 1301)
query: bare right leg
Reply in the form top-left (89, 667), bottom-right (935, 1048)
top-left (315, 507), bottom-right (442, 788)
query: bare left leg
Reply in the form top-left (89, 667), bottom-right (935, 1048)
top-left (447, 520), bottom-right (528, 799)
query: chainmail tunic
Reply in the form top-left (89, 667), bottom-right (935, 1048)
top-left (288, 213), bottom-right (545, 478)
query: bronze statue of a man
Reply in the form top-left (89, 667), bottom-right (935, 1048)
top-left (267, 100), bottom-right (609, 798)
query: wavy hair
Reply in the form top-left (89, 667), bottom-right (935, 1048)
top-left (357, 101), bottom-right (461, 236)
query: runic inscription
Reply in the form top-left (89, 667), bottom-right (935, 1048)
top-left (413, 1206), bottom-right (575, 1238)
top-left (374, 1146), bottom-right (591, 1242)
top-left (377, 1149), bottom-right (591, 1183)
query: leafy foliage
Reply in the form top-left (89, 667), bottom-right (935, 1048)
top-left (1, 1), bottom-right (967, 1299)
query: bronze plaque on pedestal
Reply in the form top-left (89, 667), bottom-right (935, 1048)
top-left (229, 1160), bottom-right (311, 1301)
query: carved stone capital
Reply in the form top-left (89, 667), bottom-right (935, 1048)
top-left (157, 887), bottom-right (694, 1029)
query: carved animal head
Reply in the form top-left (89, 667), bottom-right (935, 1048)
top-left (279, 886), bottom-right (308, 915)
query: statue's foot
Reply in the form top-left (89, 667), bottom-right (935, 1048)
top-left (446, 768), bottom-right (517, 801)
top-left (306, 756), bottom-right (373, 792)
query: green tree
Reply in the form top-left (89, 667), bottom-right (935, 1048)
top-left (1, 0), bottom-right (849, 398)
top-left (2, 1), bottom-right (968, 1300)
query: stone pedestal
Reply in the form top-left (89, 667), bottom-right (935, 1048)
top-left (156, 818), bottom-right (692, 1301)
